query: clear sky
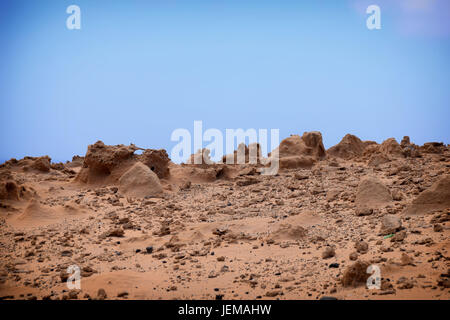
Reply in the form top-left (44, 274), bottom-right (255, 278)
top-left (1, 0), bottom-right (449, 163)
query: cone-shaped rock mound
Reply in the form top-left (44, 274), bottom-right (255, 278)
top-left (404, 175), bottom-right (450, 215)
top-left (327, 134), bottom-right (366, 159)
top-left (118, 162), bottom-right (163, 198)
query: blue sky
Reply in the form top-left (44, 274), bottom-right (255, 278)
top-left (0, 0), bottom-right (449, 163)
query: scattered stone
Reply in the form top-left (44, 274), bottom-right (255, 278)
top-left (437, 278), bottom-right (450, 288)
top-left (97, 288), bottom-right (107, 300)
top-left (397, 277), bottom-right (414, 290)
top-left (400, 253), bottom-right (414, 266)
top-left (265, 290), bottom-right (281, 297)
top-left (355, 207), bottom-right (373, 216)
top-left (391, 230), bottom-right (407, 242)
top-left (322, 246), bottom-right (335, 259)
top-left (106, 228), bottom-right (124, 237)
top-left (349, 252), bottom-right (358, 261)
top-left (380, 215), bottom-right (402, 235)
top-left (329, 263), bottom-right (339, 268)
top-left (341, 261), bottom-right (370, 287)
top-left (354, 241), bottom-right (369, 254)
top-left (68, 290), bottom-right (78, 300)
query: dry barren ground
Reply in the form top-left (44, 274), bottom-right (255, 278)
top-left (0, 133), bottom-right (449, 300)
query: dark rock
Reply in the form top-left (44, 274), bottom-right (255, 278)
top-left (329, 263), bottom-right (340, 268)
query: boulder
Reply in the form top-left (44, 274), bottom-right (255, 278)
top-left (268, 131), bottom-right (325, 169)
top-left (118, 162), bottom-right (163, 198)
top-left (76, 141), bottom-right (170, 184)
top-left (379, 138), bottom-right (404, 158)
top-left (274, 131), bottom-right (325, 160)
top-left (341, 261), bottom-right (370, 287)
top-left (83, 141), bottom-right (138, 174)
top-left (380, 214), bottom-right (402, 235)
top-left (31, 156), bottom-right (51, 172)
top-left (355, 177), bottom-right (392, 210)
